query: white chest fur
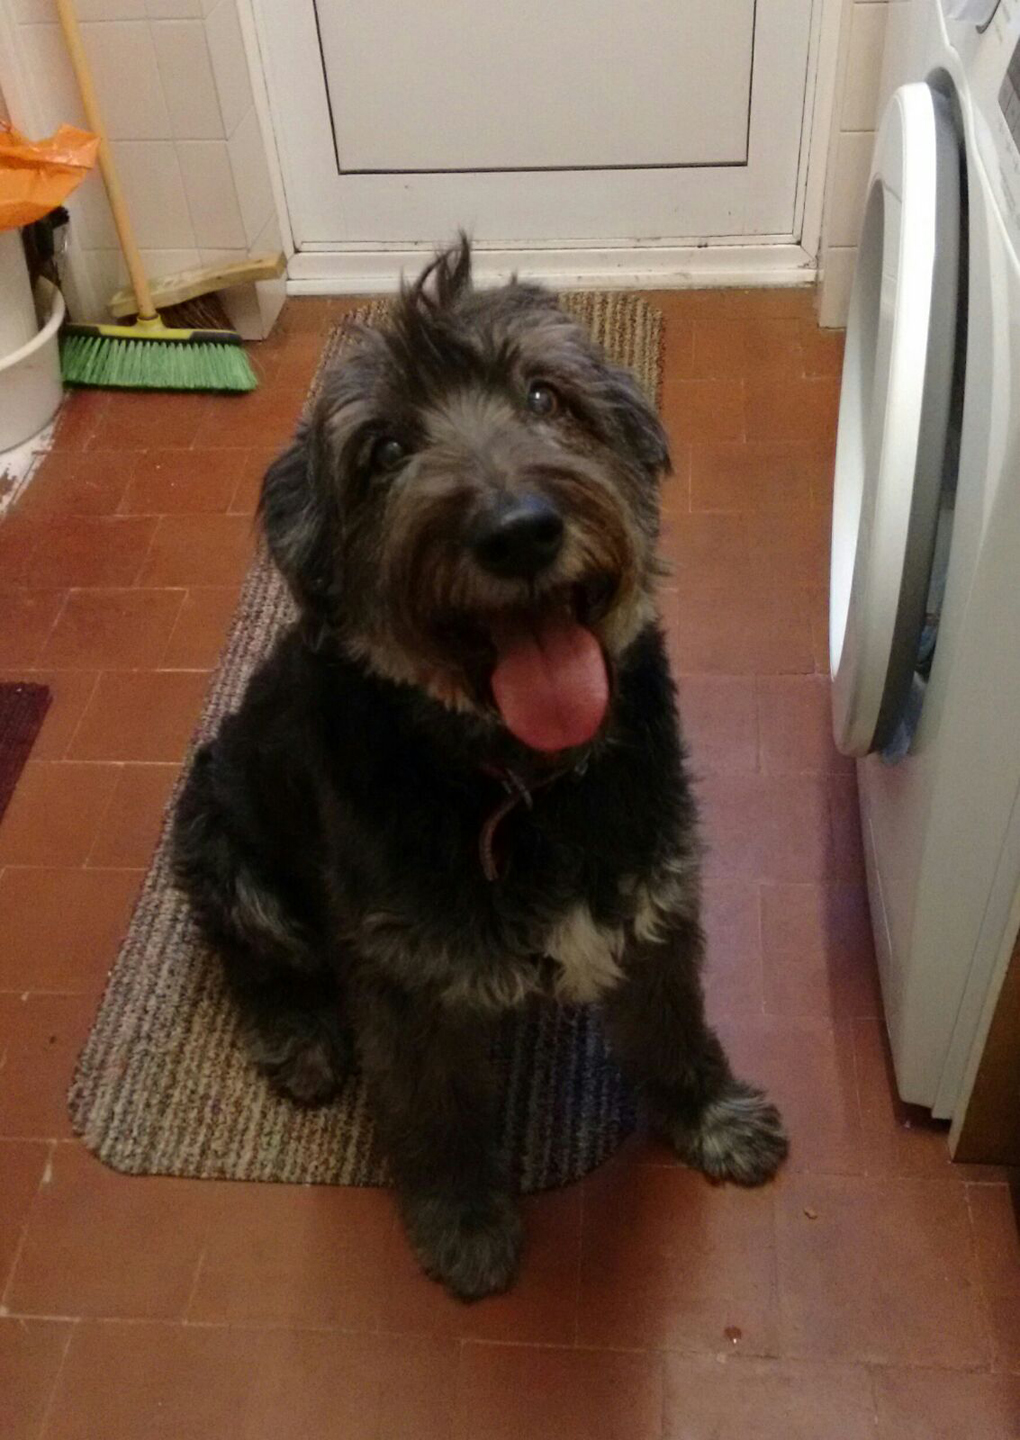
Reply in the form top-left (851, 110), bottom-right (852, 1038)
top-left (544, 904), bottom-right (625, 1004)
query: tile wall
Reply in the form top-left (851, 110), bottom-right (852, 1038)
top-left (818, 0), bottom-right (890, 326)
top-left (2, 0), bottom-right (286, 335)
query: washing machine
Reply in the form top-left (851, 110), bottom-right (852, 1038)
top-left (829, 0), bottom-right (1020, 1123)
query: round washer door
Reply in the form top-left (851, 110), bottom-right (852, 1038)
top-left (830, 83), bottom-right (961, 757)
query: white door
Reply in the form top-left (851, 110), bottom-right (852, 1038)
top-left (259, 0), bottom-right (819, 276)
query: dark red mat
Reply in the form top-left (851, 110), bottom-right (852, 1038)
top-left (0, 683), bottom-right (51, 823)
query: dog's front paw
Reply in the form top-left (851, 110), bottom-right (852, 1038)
top-left (250, 1013), bottom-right (355, 1107)
top-left (668, 1081), bottom-right (789, 1186)
top-left (404, 1191), bottom-right (523, 1301)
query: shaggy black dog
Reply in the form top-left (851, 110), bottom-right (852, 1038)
top-left (172, 240), bottom-right (788, 1299)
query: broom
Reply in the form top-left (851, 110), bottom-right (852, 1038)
top-left (55, 0), bottom-right (257, 393)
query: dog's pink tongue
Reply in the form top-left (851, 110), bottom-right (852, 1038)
top-left (490, 615), bottom-right (608, 753)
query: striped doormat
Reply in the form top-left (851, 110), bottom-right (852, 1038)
top-left (69, 293), bottom-right (664, 1193)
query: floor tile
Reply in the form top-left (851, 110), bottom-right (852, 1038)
top-left (23, 517), bottom-right (157, 590)
top-left (967, 1181), bottom-right (1020, 1372)
top-left (577, 1161), bottom-right (777, 1353)
top-left (852, 1017), bottom-right (956, 1179)
top-left (0, 1318), bottom-right (72, 1440)
top-left (690, 441), bottom-right (820, 512)
top-left (0, 762), bottom-right (120, 867)
top-left (118, 448), bottom-right (249, 515)
top-left (668, 585), bottom-right (815, 676)
top-left (760, 881), bottom-right (880, 1019)
top-left (756, 675), bottom-right (850, 775)
top-left (87, 392), bottom-right (212, 451)
top-left (43, 1321), bottom-right (263, 1440)
top-left (806, 585), bottom-right (830, 673)
top-left (38, 588), bottom-right (185, 670)
top-left (254, 1329), bottom-right (458, 1440)
top-left (801, 324), bottom-right (845, 378)
top-left (699, 772), bottom-right (834, 882)
top-left (0, 866), bottom-right (140, 992)
top-left (67, 670), bottom-right (209, 762)
top-left (872, 1365), bottom-right (1020, 1439)
top-left (677, 674), bottom-right (759, 775)
top-left (191, 387), bottom-right (308, 449)
top-left (747, 506), bottom-right (831, 587)
top-left (7, 1147), bottom-right (212, 1319)
top-left (228, 447), bottom-right (276, 515)
top-left (662, 1354), bottom-right (876, 1439)
top-left (701, 877), bottom-right (765, 1020)
top-left (14, 451), bottom-right (134, 520)
top-left (662, 378), bottom-right (745, 446)
top-left (0, 591), bottom-right (67, 668)
top-left (0, 516), bottom-right (45, 587)
top-left (49, 390), bottom-right (109, 451)
top-left (660, 512), bottom-right (760, 589)
top-left (136, 513), bottom-right (256, 588)
top-left (690, 315), bottom-right (804, 380)
top-left (186, 1181), bottom-right (398, 1330)
top-left (160, 587), bottom-right (240, 668)
top-left (0, 995), bottom-right (99, 1138)
top-left (0, 1140), bottom-right (49, 1292)
top-left (87, 764), bottom-right (178, 869)
top-left (775, 1173), bottom-right (988, 1366)
top-left (380, 1186), bottom-right (581, 1344)
top-left (455, 1342), bottom-right (664, 1440)
top-left (717, 1015), bottom-right (863, 1175)
top-left (0, 671), bottom-right (99, 761)
top-left (745, 377), bottom-right (840, 444)
top-left (827, 774), bottom-right (866, 883)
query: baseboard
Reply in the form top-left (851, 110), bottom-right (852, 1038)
top-left (286, 242), bottom-right (818, 295)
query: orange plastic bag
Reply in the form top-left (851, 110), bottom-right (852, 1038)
top-left (0, 122), bottom-right (98, 231)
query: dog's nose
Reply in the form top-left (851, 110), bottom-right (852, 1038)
top-left (469, 495), bottom-right (565, 579)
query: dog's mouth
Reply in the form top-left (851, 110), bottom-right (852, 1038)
top-left (437, 574), bottom-right (616, 753)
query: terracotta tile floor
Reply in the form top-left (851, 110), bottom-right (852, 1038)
top-left (1, 291), bottom-right (1019, 1438)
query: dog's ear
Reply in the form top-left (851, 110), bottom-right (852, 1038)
top-left (259, 424), bottom-right (336, 623)
top-left (602, 363), bottom-right (672, 480)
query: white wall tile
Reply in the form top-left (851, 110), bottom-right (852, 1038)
top-left (82, 245), bottom-right (202, 315)
top-left (68, 168), bottom-right (119, 250)
top-left (152, 20), bottom-right (223, 138)
top-left (227, 106), bottom-right (273, 246)
top-left (15, 23), bottom-right (85, 132)
top-left (177, 139), bottom-right (246, 247)
top-left (842, 2), bottom-right (889, 132)
top-left (145, 0), bottom-right (204, 16)
top-left (818, 246), bottom-right (858, 328)
top-left (79, 20), bottom-right (172, 139)
top-left (828, 129), bottom-right (875, 247)
top-left (204, 0), bottom-right (252, 136)
top-left (17, 0), bottom-right (149, 17)
top-left (109, 139), bottom-right (196, 248)
top-left (200, 0), bottom-right (220, 16)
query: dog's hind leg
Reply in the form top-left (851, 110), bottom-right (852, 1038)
top-left (605, 905), bottom-right (788, 1186)
top-left (173, 749), bottom-right (353, 1106)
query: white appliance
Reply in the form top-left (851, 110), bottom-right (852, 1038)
top-left (830, 0), bottom-right (1020, 1123)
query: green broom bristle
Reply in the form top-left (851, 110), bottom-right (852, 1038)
top-left (60, 333), bottom-right (257, 393)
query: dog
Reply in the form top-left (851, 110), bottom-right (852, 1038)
top-left (172, 239), bottom-right (788, 1300)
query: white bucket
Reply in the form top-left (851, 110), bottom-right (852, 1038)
top-left (0, 277), bottom-right (66, 453)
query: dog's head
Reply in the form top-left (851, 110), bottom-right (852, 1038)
top-left (261, 238), bottom-right (670, 754)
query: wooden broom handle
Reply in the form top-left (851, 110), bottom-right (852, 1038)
top-left (56, 0), bottom-right (158, 321)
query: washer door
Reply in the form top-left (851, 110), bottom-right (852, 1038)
top-left (830, 83), bottom-right (961, 757)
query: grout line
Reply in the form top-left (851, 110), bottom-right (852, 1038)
top-left (35, 1314), bottom-right (78, 1440)
top-left (0, 1140), bottom-right (56, 1314)
top-left (182, 1248), bottom-right (208, 1326)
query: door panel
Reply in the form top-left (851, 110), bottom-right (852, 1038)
top-left (317, 0), bottom-right (754, 172)
top-left (261, 0), bottom-right (817, 248)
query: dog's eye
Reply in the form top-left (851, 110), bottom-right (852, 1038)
top-left (526, 381), bottom-right (559, 418)
top-left (371, 436), bottom-right (407, 472)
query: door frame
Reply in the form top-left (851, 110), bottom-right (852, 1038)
top-left (241, 0), bottom-right (844, 293)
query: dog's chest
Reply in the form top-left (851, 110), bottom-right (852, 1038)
top-left (542, 903), bottom-right (625, 1003)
